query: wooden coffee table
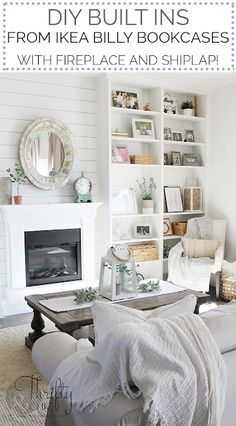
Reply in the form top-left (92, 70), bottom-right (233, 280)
top-left (25, 288), bottom-right (211, 348)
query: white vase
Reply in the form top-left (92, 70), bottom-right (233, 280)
top-left (183, 108), bottom-right (193, 117)
top-left (142, 199), bottom-right (154, 214)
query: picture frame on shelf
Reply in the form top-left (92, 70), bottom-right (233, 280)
top-left (185, 129), bottom-right (195, 142)
top-left (182, 153), bottom-right (202, 167)
top-left (164, 187), bottom-right (184, 213)
top-left (134, 224), bottom-right (152, 238)
top-left (183, 187), bottom-right (203, 211)
top-left (111, 90), bottom-right (139, 109)
top-left (132, 118), bottom-right (155, 139)
top-left (164, 153), bottom-right (169, 165)
top-left (164, 127), bottom-right (172, 141)
top-left (171, 151), bottom-right (181, 166)
top-left (112, 145), bottom-right (130, 164)
top-left (163, 94), bottom-right (177, 114)
top-left (163, 218), bottom-right (173, 236)
top-left (172, 132), bottom-right (183, 142)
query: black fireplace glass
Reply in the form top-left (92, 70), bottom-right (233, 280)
top-left (25, 229), bottom-right (81, 286)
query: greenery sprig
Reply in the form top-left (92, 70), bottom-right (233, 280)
top-left (138, 279), bottom-right (160, 293)
top-left (73, 287), bottom-right (98, 304)
top-left (136, 177), bottom-right (156, 200)
top-left (6, 163), bottom-right (27, 196)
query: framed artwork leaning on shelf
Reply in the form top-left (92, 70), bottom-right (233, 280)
top-left (132, 118), bottom-right (155, 139)
top-left (171, 151), bottom-right (181, 166)
top-left (185, 129), bottom-right (195, 142)
top-left (163, 218), bottom-right (173, 236)
top-left (164, 187), bottom-right (184, 213)
top-left (164, 153), bottom-right (169, 165)
top-left (172, 131), bottom-right (183, 142)
top-left (134, 224), bottom-right (152, 238)
top-left (164, 127), bottom-right (172, 141)
top-left (182, 153), bottom-right (202, 167)
top-left (112, 90), bottom-right (139, 109)
top-left (183, 187), bottom-right (203, 211)
top-left (112, 145), bottom-right (130, 164)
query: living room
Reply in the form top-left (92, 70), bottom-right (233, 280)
top-left (1, 72), bottom-right (236, 425)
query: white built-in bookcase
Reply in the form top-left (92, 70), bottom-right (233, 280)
top-left (96, 76), bottom-right (207, 280)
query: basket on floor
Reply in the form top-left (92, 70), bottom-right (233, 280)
top-left (220, 274), bottom-right (236, 301)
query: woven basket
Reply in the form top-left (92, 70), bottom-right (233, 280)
top-left (129, 243), bottom-right (159, 262)
top-left (130, 155), bottom-right (154, 165)
top-left (220, 273), bottom-right (236, 301)
top-left (172, 222), bottom-right (187, 236)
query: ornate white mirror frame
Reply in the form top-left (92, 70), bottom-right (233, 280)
top-left (20, 118), bottom-right (74, 190)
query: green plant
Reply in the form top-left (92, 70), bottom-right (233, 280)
top-left (181, 100), bottom-right (194, 110)
top-left (116, 264), bottom-right (130, 274)
top-left (73, 287), bottom-right (98, 304)
top-left (136, 177), bottom-right (156, 200)
top-left (138, 279), bottom-right (160, 293)
top-left (6, 163), bottom-right (27, 196)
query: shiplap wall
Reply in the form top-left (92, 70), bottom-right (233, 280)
top-left (0, 73), bottom-right (99, 297)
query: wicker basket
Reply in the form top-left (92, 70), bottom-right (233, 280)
top-left (172, 222), bottom-right (187, 236)
top-left (220, 273), bottom-right (236, 301)
top-left (128, 243), bottom-right (159, 262)
top-left (130, 155), bottom-right (154, 165)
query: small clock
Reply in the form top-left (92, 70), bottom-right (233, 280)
top-left (73, 172), bottom-right (92, 203)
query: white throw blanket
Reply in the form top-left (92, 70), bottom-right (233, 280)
top-left (168, 242), bottom-right (214, 292)
top-left (50, 313), bottom-right (226, 426)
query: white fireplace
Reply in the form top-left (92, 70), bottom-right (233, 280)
top-left (0, 203), bottom-right (100, 316)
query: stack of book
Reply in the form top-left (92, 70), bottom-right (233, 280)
top-left (112, 131), bottom-right (129, 138)
top-left (112, 188), bottom-right (138, 214)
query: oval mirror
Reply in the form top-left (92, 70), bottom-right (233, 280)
top-left (20, 118), bottom-right (74, 190)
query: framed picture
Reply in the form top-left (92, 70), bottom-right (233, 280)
top-left (163, 94), bottom-right (177, 114)
top-left (164, 153), bottom-right (169, 165)
top-left (164, 187), bottom-right (183, 213)
top-left (164, 127), bottom-right (172, 141)
top-left (112, 145), bottom-right (130, 164)
top-left (132, 119), bottom-right (155, 139)
top-left (185, 129), bottom-right (195, 142)
top-left (172, 132), bottom-right (183, 142)
top-left (112, 90), bottom-right (139, 109)
top-left (163, 218), bottom-right (173, 236)
top-left (182, 153), bottom-right (202, 167)
top-left (134, 224), bottom-right (152, 238)
top-left (171, 151), bottom-right (181, 166)
top-left (183, 187), bottom-right (203, 211)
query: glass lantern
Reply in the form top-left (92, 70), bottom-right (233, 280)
top-left (99, 244), bottom-right (137, 301)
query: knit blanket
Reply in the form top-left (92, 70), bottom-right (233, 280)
top-left (49, 313), bottom-right (226, 426)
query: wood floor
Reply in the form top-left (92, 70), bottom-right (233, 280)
top-left (0, 312), bottom-right (33, 329)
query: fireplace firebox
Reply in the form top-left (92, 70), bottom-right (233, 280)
top-left (25, 229), bottom-right (82, 286)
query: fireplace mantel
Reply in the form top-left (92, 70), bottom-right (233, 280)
top-left (0, 203), bottom-right (101, 316)
top-left (1, 203), bottom-right (101, 223)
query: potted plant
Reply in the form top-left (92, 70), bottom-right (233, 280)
top-left (181, 100), bottom-right (194, 117)
top-left (6, 163), bottom-right (27, 205)
top-left (136, 177), bottom-right (156, 213)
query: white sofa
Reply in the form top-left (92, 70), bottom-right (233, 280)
top-left (32, 303), bottom-right (236, 426)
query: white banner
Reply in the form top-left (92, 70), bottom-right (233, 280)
top-left (1, 1), bottom-right (234, 72)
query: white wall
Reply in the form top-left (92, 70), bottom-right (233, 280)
top-left (207, 83), bottom-right (236, 261)
top-left (0, 73), bottom-right (99, 302)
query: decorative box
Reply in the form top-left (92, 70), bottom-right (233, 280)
top-left (183, 187), bottom-right (202, 211)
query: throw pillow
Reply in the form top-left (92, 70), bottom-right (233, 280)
top-left (92, 295), bottom-right (197, 344)
top-left (182, 238), bottom-right (219, 259)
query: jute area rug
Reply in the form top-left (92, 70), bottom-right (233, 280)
top-left (0, 321), bottom-right (55, 426)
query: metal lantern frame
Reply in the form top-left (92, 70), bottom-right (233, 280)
top-left (99, 245), bottom-right (137, 301)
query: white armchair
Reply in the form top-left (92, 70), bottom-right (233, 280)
top-left (168, 218), bottom-right (226, 299)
